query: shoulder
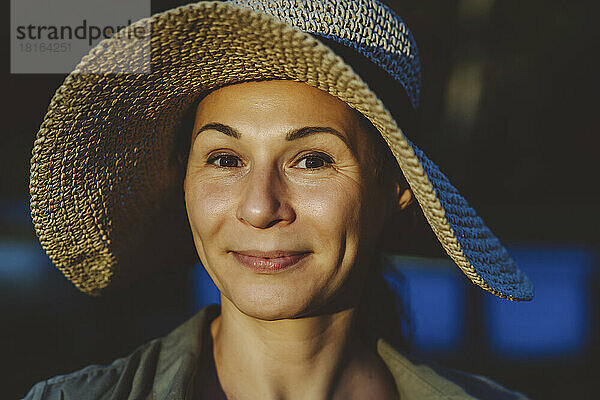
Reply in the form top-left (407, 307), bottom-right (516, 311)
top-left (377, 339), bottom-right (530, 400)
top-left (22, 338), bottom-right (162, 400)
top-left (426, 363), bottom-right (531, 400)
top-left (22, 304), bottom-right (220, 400)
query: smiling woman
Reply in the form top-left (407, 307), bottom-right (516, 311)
top-left (25, 0), bottom-right (533, 399)
top-left (186, 81), bottom-right (393, 316)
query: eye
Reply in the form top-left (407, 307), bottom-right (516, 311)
top-left (207, 153), bottom-right (242, 168)
top-left (295, 152), bottom-right (334, 169)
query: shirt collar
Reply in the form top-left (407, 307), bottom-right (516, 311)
top-left (152, 304), bottom-right (474, 399)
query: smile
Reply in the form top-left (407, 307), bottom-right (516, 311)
top-left (230, 250), bottom-right (311, 273)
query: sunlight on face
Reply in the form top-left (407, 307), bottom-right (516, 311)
top-left (184, 80), bottom-right (390, 320)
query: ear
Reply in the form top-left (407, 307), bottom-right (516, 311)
top-left (375, 172), bottom-right (417, 255)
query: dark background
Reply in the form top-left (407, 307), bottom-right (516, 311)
top-left (2, 0), bottom-right (599, 398)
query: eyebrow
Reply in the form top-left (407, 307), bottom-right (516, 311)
top-left (194, 123), bottom-right (350, 147)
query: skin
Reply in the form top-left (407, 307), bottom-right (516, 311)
top-left (184, 80), bottom-right (412, 400)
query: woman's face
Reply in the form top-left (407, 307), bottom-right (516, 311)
top-left (184, 80), bottom-right (393, 320)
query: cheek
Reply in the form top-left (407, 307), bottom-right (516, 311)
top-left (292, 178), bottom-right (362, 254)
top-left (184, 176), bottom-right (236, 245)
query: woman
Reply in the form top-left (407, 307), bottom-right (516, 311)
top-left (25, 0), bottom-right (533, 398)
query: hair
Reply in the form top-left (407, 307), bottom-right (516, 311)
top-left (355, 253), bottom-right (412, 353)
top-left (350, 109), bottom-right (414, 353)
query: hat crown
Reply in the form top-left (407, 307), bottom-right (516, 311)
top-left (229, 0), bottom-right (422, 109)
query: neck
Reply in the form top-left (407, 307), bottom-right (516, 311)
top-left (210, 296), bottom-right (398, 400)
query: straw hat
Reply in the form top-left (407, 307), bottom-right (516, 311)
top-left (30, 0), bottom-right (534, 301)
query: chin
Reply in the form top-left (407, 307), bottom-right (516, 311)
top-left (226, 283), bottom-right (316, 321)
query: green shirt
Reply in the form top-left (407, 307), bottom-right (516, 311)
top-left (23, 304), bottom-right (530, 399)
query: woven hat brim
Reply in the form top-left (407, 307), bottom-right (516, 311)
top-left (30, 1), bottom-right (533, 300)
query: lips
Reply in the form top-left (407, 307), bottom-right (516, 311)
top-left (230, 250), bottom-right (311, 273)
top-left (234, 250), bottom-right (307, 258)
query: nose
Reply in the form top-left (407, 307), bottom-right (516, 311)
top-left (236, 163), bottom-right (296, 229)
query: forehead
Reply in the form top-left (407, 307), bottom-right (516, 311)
top-left (193, 80), bottom-right (377, 154)
top-left (195, 81), bottom-right (354, 132)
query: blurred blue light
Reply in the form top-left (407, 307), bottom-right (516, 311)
top-left (484, 247), bottom-right (594, 359)
top-left (389, 258), bottom-right (465, 352)
top-left (191, 262), bottom-right (221, 311)
top-left (0, 241), bottom-right (50, 284)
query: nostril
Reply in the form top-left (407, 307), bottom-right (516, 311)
top-left (264, 219), bottom-right (284, 229)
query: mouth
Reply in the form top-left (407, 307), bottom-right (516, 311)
top-left (229, 250), bottom-right (311, 273)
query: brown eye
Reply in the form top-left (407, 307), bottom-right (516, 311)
top-left (207, 153), bottom-right (242, 168)
top-left (296, 152), bottom-right (334, 169)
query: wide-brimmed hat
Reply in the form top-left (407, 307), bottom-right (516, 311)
top-left (30, 0), bottom-right (533, 301)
